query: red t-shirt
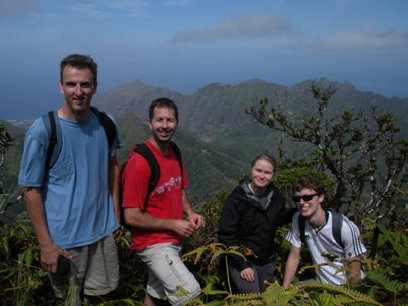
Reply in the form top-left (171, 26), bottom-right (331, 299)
top-left (122, 140), bottom-right (189, 250)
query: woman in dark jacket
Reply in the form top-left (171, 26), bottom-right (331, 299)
top-left (218, 153), bottom-right (294, 293)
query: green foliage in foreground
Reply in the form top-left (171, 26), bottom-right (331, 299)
top-left (1, 89), bottom-right (407, 305)
top-left (246, 84), bottom-right (408, 227)
top-left (1, 191), bottom-right (407, 305)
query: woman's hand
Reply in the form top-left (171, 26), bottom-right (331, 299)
top-left (240, 267), bottom-right (255, 282)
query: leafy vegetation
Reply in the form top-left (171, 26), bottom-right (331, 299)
top-left (1, 83), bottom-right (407, 305)
top-left (1, 190), bottom-right (406, 305)
top-left (246, 84), bottom-right (408, 227)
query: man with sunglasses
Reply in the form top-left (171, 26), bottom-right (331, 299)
top-left (282, 176), bottom-right (366, 289)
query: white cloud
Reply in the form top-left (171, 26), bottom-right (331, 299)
top-left (171, 13), bottom-right (292, 43)
top-left (313, 24), bottom-right (408, 50)
top-left (65, 0), bottom-right (148, 17)
top-left (163, 0), bottom-right (192, 5)
top-left (64, 0), bottom-right (189, 17)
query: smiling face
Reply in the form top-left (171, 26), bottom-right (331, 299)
top-left (59, 65), bottom-right (96, 120)
top-left (149, 106), bottom-right (178, 146)
top-left (294, 188), bottom-right (325, 218)
top-left (251, 158), bottom-right (274, 189)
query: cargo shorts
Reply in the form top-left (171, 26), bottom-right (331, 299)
top-left (49, 235), bottom-right (119, 305)
top-left (138, 243), bottom-right (201, 306)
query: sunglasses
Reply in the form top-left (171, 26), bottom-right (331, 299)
top-left (292, 193), bottom-right (319, 203)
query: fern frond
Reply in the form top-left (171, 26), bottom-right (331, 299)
top-left (366, 270), bottom-right (408, 293)
top-left (209, 249), bottom-right (231, 264)
top-left (223, 250), bottom-right (247, 259)
top-left (225, 291), bottom-right (264, 302)
top-left (182, 245), bottom-right (207, 264)
top-left (378, 224), bottom-right (408, 257)
top-left (263, 281), bottom-right (300, 305)
top-left (208, 242), bottom-right (227, 251)
top-left (299, 261), bottom-right (331, 275)
top-left (300, 282), bottom-right (382, 305)
top-left (200, 282), bottom-right (229, 296)
top-left (314, 292), bottom-right (364, 306)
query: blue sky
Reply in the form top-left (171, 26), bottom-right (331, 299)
top-left (1, 0), bottom-right (407, 119)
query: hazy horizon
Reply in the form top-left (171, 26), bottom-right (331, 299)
top-left (1, 0), bottom-right (407, 120)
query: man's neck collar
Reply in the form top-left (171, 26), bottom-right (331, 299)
top-left (309, 208), bottom-right (327, 230)
top-left (149, 137), bottom-right (170, 155)
top-left (58, 106), bottom-right (90, 123)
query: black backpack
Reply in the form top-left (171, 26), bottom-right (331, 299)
top-left (298, 210), bottom-right (344, 249)
top-left (42, 106), bottom-right (117, 175)
top-left (120, 141), bottom-right (183, 229)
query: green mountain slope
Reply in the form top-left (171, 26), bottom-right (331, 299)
top-left (2, 78), bottom-right (407, 203)
top-left (94, 78), bottom-right (408, 140)
top-left (117, 113), bottom-right (248, 202)
top-left (1, 121), bottom-right (28, 193)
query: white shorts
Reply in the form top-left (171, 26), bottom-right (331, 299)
top-left (138, 243), bottom-right (201, 306)
top-left (50, 235), bottom-right (119, 305)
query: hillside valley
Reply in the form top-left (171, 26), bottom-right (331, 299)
top-left (2, 78), bottom-right (408, 203)
top-left (94, 78), bottom-right (408, 139)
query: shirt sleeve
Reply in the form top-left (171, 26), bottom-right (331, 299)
top-left (341, 216), bottom-right (367, 258)
top-left (218, 188), bottom-right (251, 271)
top-left (285, 212), bottom-right (302, 248)
top-left (218, 189), bottom-right (241, 246)
top-left (18, 118), bottom-right (48, 187)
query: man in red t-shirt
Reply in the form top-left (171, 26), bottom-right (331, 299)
top-left (122, 97), bottom-right (206, 306)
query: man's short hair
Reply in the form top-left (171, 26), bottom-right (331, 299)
top-left (60, 54), bottom-right (97, 86)
top-left (149, 97), bottom-right (179, 121)
top-left (292, 176), bottom-right (326, 196)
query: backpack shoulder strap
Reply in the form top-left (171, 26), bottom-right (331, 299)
top-left (42, 111), bottom-right (62, 171)
top-left (330, 211), bottom-right (344, 249)
top-left (90, 106), bottom-right (117, 148)
top-left (119, 143), bottom-right (159, 230)
top-left (169, 141), bottom-right (183, 173)
top-left (134, 143), bottom-right (160, 196)
top-left (298, 213), bottom-right (306, 244)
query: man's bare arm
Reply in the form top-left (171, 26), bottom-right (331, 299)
top-left (23, 187), bottom-right (70, 273)
top-left (124, 207), bottom-right (196, 237)
top-left (108, 155), bottom-right (121, 222)
top-left (347, 257), bottom-right (362, 283)
top-left (182, 190), bottom-right (205, 230)
top-left (282, 245), bottom-right (301, 289)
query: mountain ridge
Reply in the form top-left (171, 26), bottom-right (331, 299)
top-left (93, 77), bottom-right (408, 139)
top-left (3, 77), bottom-right (408, 202)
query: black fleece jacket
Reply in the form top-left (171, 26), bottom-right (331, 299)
top-left (218, 181), bottom-right (295, 271)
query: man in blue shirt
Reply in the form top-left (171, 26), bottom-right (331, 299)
top-left (19, 54), bottom-right (122, 305)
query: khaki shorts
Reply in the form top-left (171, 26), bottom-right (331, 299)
top-left (50, 235), bottom-right (119, 305)
top-left (138, 243), bottom-right (201, 306)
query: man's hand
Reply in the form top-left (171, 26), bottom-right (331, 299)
top-left (187, 211), bottom-right (206, 230)
top-left (40, 243), bottom-right (71, 274)
top-left (240, 267), bottom-right (255, 282)
top-left (113, 227), bottom-right (122, 239)
top-left (172, 219), bottom-right (197, 237)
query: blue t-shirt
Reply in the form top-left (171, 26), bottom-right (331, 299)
top-left (18, 112), bottom-right (122, 249)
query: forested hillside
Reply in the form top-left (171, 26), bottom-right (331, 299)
top-left (94, 77), bottom-right (408, 201)
top-left (2, 78), bottom-right (408, 202)
top-left (117, 113), bottom-right (249, 201)
top-left (94, 78), bottom-right (408, 139)
top-left (1, 80), bottom-right (407, 305)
